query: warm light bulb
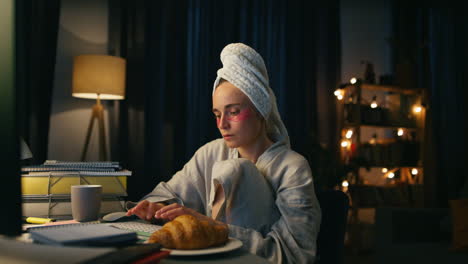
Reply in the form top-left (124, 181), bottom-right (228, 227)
top-left (413, 105), bottom-right (422, 114)
top-left (397, 128), bottom-right (404, 136)
top-left (411, 168), bottom-right (418, 175)
top-left (341, 140), bottom-right (349, 148)
top-left (342, 180), bottom-right (349, 187)
top-left (370, 96), bottom-right (378, 108)
top-left (387, 172), bottom-right (395, 179)
top-left (350, 77), bottom-right (357, 84)
top-left (334, 89), bottom-right (344, 100)
top-left (345, 129), bottom-right (353, 139)
top-left (382, 168), bottom-right (388, 173)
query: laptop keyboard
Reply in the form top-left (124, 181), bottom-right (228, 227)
top-left (110, 221), bottom-right (162, 238)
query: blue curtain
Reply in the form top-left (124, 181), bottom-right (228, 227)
top-left (118, 1), bottom-right (341, 200)
top-left (394, 7), bottom-right (468, 205)
top-left (16, 0), bottom-right (61, 164)
top-left (426, 9), bottom-right (468, 203)
top-left (185, 1), bottom-right (341, 159)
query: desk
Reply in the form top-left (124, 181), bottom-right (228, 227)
top-left (1, 235), bottom-right (269, 264)
top-left (0, 236), bottom-right (114, 264)
top-left (161, 249), bottom-right (269, 264)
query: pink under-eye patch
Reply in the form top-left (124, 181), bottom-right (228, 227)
top-left (227, 108), bottom-right (252, 122)
top-left (216, 108), bottom-right (252, 127)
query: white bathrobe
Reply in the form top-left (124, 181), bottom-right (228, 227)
top-left (142, 137), bottom-right (321, 263)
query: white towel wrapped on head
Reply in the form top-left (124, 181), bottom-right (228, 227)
top-left (213, 43), bottom-right (290, 147)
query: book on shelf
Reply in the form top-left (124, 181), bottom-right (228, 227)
top-left (21, 170), bottom-right (132, 177)
top-left (44, 160), bottom-right (120, 168)
top-left (21, 166), bottom-right (118, 173)
top-left (21, 160), bottom-right (131, 177)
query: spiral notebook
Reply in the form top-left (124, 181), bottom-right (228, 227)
top-left (44, 160), bottom-right (121, 168)
top-left (28, 223), bottom-right (138, 247)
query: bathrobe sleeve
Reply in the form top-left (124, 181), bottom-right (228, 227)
top-left (228, 158), bottom-right (321, 264)
top-left (141, 146), bottom-right (213, 214)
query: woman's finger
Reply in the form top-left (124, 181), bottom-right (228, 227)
top-left (155, 203), bottom-right (181, 218)
top-left (127, 200), bottom-right (148, 218)
top-left (154, 204), bottom-right (213, 223)
top-left (161, 207), bottom-right (189, 220)
top-left (146, 202), bottom-right (162, 221)
top-left (133, 200), bottom-right (149, 212)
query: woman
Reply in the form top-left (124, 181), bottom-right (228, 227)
top-left (126, 43), bottom-right (321, 263)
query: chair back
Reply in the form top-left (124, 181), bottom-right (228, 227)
top-left (315, 189), bottom-right (350, 264)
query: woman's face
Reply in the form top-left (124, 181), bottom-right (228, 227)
top-left (212, 82), bottom-right (264, 149)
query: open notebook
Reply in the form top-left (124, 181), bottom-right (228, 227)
top-left (28, 223), bottom-right (137, 246)
top-left (28, 221), bottom-right (162, 246)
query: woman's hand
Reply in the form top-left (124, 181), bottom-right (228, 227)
top-left (125, 200), bottom-right (166, 221)
top-left (155, 203), bottom-right (226, 227)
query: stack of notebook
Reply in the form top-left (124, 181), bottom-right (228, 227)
top-left (21, 160), bottom-right (132, 217)
top-left (22, 160), bottom-right (130, 175)
top-left (21, 160), bottom-right (132, 196)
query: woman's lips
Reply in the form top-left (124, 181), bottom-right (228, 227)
top-left (223, 134), bottom-right (234, 140)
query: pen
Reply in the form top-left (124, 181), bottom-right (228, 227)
top-left (23, 216), bottom-right (56, 224)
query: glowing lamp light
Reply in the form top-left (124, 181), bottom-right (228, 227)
top-left (387, 172), bottom-right (395, 179)
top-left (411, 168), bottom-right (418, 175)
top-left (342, 180), bottom-right (349, 187)
top-left (341, 140), bottom-right (350, 148)
top-left (397, 128), bottom-right (404, 137)
top-left (350, 77), bottom-right (357, 84)
top-left (345, 129), bottom-right (353, 139)
top-left (382, 168), bottom-right (388, 173)
top-left (334, 89), bottom-right (344, 100)
top-left (370, 95), bottom-right (378, 108)
top-left (413, 105), bottom-right (422, 114)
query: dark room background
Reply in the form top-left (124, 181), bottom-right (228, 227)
top-left (111, 0), bottom-right (341, 200)
top-left (17, 2), bottom-right (468, 205)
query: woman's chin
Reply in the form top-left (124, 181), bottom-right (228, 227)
top-left (223, 140), bottom-right (239, 148)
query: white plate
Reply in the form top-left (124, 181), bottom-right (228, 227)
top-left (163, 237), bottom-right (243, 256)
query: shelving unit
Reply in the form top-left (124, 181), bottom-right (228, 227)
top-left (335, 80), bottom-right (426, 252)
top-left (336, 81), bottom-right (425, 190)
top-left (21, 173), bottom-right (128, 218)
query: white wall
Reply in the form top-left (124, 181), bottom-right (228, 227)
top-left (48, 0), bottom-right (110, 161)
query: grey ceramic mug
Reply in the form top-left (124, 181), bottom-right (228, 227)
top-left (71, 185), bottom-right (102, 222)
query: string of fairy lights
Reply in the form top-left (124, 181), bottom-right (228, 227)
top-left (335, 77), bottom-right (424, 190)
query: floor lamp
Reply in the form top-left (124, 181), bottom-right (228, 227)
top-left (72, 55), bottom-right (126, 161)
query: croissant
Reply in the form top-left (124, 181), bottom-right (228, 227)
top-left (148, 214), bottom-right (229, 249)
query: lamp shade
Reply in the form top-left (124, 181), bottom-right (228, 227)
top-left (72, 55), bottom-right (126, 100)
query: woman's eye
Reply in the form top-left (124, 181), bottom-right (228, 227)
top-left (229, 110), bottom-right (240, 116)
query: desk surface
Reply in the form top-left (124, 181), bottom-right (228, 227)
top-left (1, 235), bottom-right (269, 264)
top-left (161, 249), bottom-right (269, 264)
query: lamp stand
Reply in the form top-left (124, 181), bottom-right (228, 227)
top-left (81, 96), bottom-right (108, 161)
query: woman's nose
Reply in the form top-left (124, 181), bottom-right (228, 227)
top-left (217, 115), bottom-right (229, 129)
